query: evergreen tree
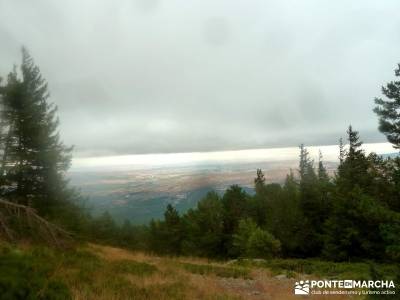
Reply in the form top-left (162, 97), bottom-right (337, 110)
top-left (222, 185), bottom-right (248, 234)
top-left (317, 150), bottom-right (332, 227)
top-left (182, 191), bottom-right (224, 257)
top-left (221, 185), bottom-right (249, 256)
top-left (233, 218), bottom-right (280, 259)
top-left (298, 144), bottom-right (310, 180)
top-left (338, 137), bottom-right (346, 164)
top-left (163, 204), bottom-right (182, 255)
top-left (0, 48), bottom-right (73, 217)
top-left (323, 126), bottom-right (392, 260)
top-left (254, 168), bottom-right (265, 194)
top-left (284, 170), bottom-right (298, 197)
top-left (298, 144), bottom-right (324, 256)
top-left (348, 125), bottom-right (363, 158)
top-left (373, 63), bottom-right (400, 149)
top-left (265, 172), bottom-right (307, 257)
top-left (318, 150), bottom-right (329, 182)
top-left (148, 219), bottom-right (164, 254)
top-left (249, 179), bottom-right (282, 228)
top-left (148, 205), bottom-right (183, 255)
top-left (251, 169), bottom-right (268, 226)
top-left (323, 187), bottom-right (389, 261)
top-left (91, 211), bottom-right (118, 243)
top-left (118, 220), bottom-right (137, 248)
top-left (336, 126), bottom-right (370, 193)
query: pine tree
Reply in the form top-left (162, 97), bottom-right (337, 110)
top-left (298, 144), bottom-right (325, 256)
top-left (348, 125), bottom-right (363, 159)
top-left (298, 144), bottom-right (310, 180)
top-left (336, 126), bottom-right (369, 192)
top-left (267, 171), bottom-right (306, 257)
top-left (91, 211), bottom-right (118, 243)
top-left (182, 191), bottom-right (224, 257)
top-left (163, 204), bottom-right (182, 254)
top-left (373, 63), bottom-right (400, 149)
top-left (221, 185), bottom-right (249, 256)
top-left (338, 138), bottom-right (346, 164)
top-left (0, 48), bottom-right (73, 217)
top-left (254, 168), bottom-right (265, 194)
top-left (323, 126), bottom-right (389, 260)
top-left (318, 150), bottom-right (329, 182)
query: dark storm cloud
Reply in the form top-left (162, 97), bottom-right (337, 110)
top-left (0, 0), bottom-right (399, 157)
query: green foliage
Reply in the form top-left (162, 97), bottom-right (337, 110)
top-left (222, 185), bottom-right (249, 234)
top-left (366, 263), bottom-right (399, 300)
top-left (221, 185), bottom-right (250, 256)
top-left (90, 211), bottom-right (119, 243)
top-left (233, 218), bottom-right (280, 259)
top-left (235, 258), bottom-right (397, 281)
top-left (246, 227), bottom-right (281, 259)
top-left (163, 204), bottom-right (183, 254)
top-left (323, 188), bottom-right (385, 260)
top-left (297, 144), bottom-right (330, 256)
top-left (232, 218), bottom-right (258, 256)
top-left (0, 48), bottom-right (75, 218)
top-left (379, 219), bottom-right (400, 262)
top-left (0, 48), bottom-right (91, 242)
top-left (254, 168), bottom-right (265, 194)
top-left (0, 246), bottom-right (71, 300)
top-left (147, 204), bottom-right (183, 255)
top-left (322, 126), bottom-right (398, 261)
top-left (142, 126), bottom-right (400, 263)
top-left (181, 191), bottom-right (224, 257)
top-left (374, 63), bottom-right (400, 149)
top-left (84, 122), bottom-right (400, 266)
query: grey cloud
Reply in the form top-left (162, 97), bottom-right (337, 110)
top-left (0, 0), bottom-right (399, 157)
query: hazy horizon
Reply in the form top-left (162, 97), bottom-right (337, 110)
top-left (71, 141), bottom-right (396, 171)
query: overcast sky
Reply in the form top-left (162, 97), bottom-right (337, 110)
top-left (0, 0), bottom-right (399, 157)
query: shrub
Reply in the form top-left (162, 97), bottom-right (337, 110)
top-left (233, 218), bottom-right (281, 259)
top-left (246, 228), bottom-right (281, 259)
top-left (0, 247), bottom-right (71, 300)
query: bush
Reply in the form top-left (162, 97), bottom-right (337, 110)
top-left (233, 218), bottom-right (281, 259)
top-left (247, 228), bottom-right (281, 259)
top-left (0, 247), bottom-right (71, 300)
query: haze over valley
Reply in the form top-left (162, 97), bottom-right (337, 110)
top-left (69, 143), bottom-right (393, 223)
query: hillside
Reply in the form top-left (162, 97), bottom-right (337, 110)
top-left (2, 241), bottom-right (396, 300)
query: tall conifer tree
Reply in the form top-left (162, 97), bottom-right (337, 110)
top-left (374, 64), bottom-right (400, 149)
top-left (0, 48), bottom-right (73, 217)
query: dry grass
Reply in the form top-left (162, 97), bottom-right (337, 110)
top-left (1, 241), bottom-right (360, 299)
top-left (88, 243), bottom-right (152, 262)
top-left (68, 244), bottom-right (361, 300)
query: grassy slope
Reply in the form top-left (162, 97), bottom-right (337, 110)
top-left (0, 241), bottom-right (396, 300)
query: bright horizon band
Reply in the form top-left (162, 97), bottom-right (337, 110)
top-left (71, 142), bottom-right (395, 170)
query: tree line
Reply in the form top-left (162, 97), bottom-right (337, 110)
top-left (139, 125), bottom-right (399, 262)
top-left (0, 49), bottom-right (399, 263)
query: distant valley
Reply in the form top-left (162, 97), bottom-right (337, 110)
top-left (69, 160), bottom-right (337, 224)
